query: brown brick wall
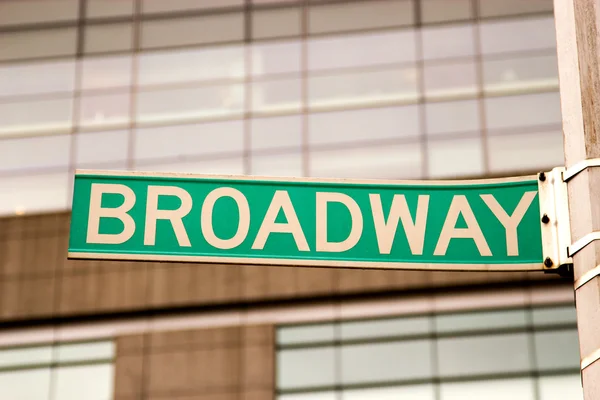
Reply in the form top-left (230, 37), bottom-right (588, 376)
top-left (0, 212), bottom-right (564, 322)
top-left (114, 325), bottom-right (274, 400)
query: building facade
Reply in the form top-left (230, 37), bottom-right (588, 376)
top-left (0, 0), bottom-right (580, 399)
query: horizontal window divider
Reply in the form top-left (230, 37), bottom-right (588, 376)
top-left (0, 20), bottom-right (78, 35)
top-left (483, 86), bottom-right (558, 99)
top-left (310, 136), bottom-right (422, 153)
top-left (0, 358), bottom-right (114, 375)
top-left (251, 146), bottom-right (303, 157)
top-left (486, 122), bottom-right (563, 137)
top-left (135, 151), bottom-right (245, 168)
top-left (0, 91), bottom-right (76, 105)
top-left (481, 47), bottom-right (558, 61)
top-left (0, 166), bottom-right (70, 179)
top-left (0, 338), bottom-right (112, 352)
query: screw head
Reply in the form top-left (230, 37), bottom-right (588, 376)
top-left (544, 257), bottom-right (553, 268)
top-left (539, 172), bottom-right (546, 182)
top-left (542, 214), bottom-right (550, 224)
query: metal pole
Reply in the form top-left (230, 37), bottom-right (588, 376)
top-left (554, 0), bottom-right (600, 397)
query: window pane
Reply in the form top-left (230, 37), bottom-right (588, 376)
top-left (0, 98), bottom-right (73, 136)
top-left (0, 0), bottom-right (78, 27)
top-left (81, 56), bottom-right (133, 90)
top-left (277, 347), bottom-right (336, 389)
top-left (76, 130), bottom-right (129, 168)
top-left (253, 41), bottom-right (301, 76)
top-left (441, 377), bottom-right (535, 400)
top-left (56, 341), bottom-right (115, 363)
top-left (480, 16), bottom-right (556, 55)
top-left (86, 0), bottom-right (134, 18)
top-left (309, 0), bottom-right (413, 34)
top-left (252, 78), bottom-right (302, 113)
top-left (438, 333), bottom-right (532, 377)
top-left (421, 0), bottom-right (472, 23)
top-left (483, 54), bottom-right (559, 95)
top-left (424, 61), bottom-right (478, 100)
top-left (421, 24), bottom-right (475, 60)
top-left (309, 31), bottom-right (416, 71)
top-left (0, 368), bottom-right (51, 398)
top-left (436, 309), bottom-right (528, 333)
top-left (0, 28), bottom-right (77, 62)
top-left (141, 13), bottom-right (244, 49)
top-left (251, 115), bottom-right (302, 151)
top-left (479, 0), bottom-right (553, 18)
top-left (425, 99), bottom-right (480, 135)
top-left (341, 316), bottom-right (430, 340)
top-left (0, 172), bottom-right (69, 215)
top-left (0, 345), bottom-right (53, 368)
top-left (277, 324), bottom-right (336, 345)
top-left (252, 152), bottom-right (303, 177)
top-left (532, 306), bottom-right (577, 327)
top-left (309, 68), bottom-right (419, 109)
top-left (309, 106), bottom-right (420, 146)
top-left (488, 130), bottom-right (564, 173)
top-left (310, 143), bottom-right (422, 180)
top-left (344, 385), bottom-right (435, 400)
top-left (341, 340), bottom-right (433, 384)
top-left (534, 330), bottom-right (580, 371)
top-left (54, 364), bottom-right (114, 400)
top-left (142, 0), bottom-right (242, 13)
top-left (0, 60), bottom-right (75, 97)
top-left (135, 120), bottom-right (244, 161)
top-left (428, 136), bottom-right (484, 178)
top-left (0, 135), bottom-right (71, 172)
top-left (539, 374), bottom-right (584, 400)
top-left (253, 8), bottom-right (301, 39)
top-left (280, 392), bottom-right (338, 400)
top-left (84, 23), bottom-right (134, 54)
top-left (79, 92), bottom-right (131, 129)
top-left (139, 45), bottom-right (245, 86)
top-left (485, 92), bottom-right (561, 131)
top-left (136, 84), bottom-right (244, 124)
top-left (139, 157), bottom-right (244, 175)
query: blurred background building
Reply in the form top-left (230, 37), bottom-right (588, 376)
top-left (0, 0), bottom-right (581, 399)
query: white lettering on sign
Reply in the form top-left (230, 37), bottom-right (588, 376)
top-left (370, 194), bottom-right (429, 255)
top-left (434, 195), bottom-right (492, 256)
top-left (252, 190), bottom-right (309, 251)
top-left (144, 186), bottom-right (192, 247)
top-left (316, 192), bottom-right (363, 252)
top-left (481, 191), bottom-right (537, 256)
top-left (87, 183), bottom-right (136, 245)
top-left (201, 187), bottom-right (250, 250)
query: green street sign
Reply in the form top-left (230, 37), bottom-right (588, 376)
top-left (68, 170), bottom-right (546, 271)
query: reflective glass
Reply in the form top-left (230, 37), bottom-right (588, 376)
top-left (277, 324), bottom-right (336, 345)
top-left (421, 24), bottom-right (475, 60)
top-left (435, 309), bottom-right (528, 333)
top-left (485, 92), bottom-right (561, 131)
top-left (344, 385), bottom-right (435, 400)
top-left (479, 0), bottom-right (553, 18)
top-left (53, 364), bottom-right (114, 400)
top-left (251, 115), bottom-right (302, 151)
top-left (0, 134), bottom-right (71, 172)
top-left (0, 368), bottom-right (52, 399)
top-left (252, 41), bottom-right (301, 76)
top-left (84, 23), bottom-right (134, 54)
top-left (532, 305), bottom-right (577, 327)
top-left (483, 54), bottom-right (559, 94)
top-left (534, 330), bottom-right (580, 371)
top-left (0, 60), bottom-right (75, 97)
top-left (86, 0), bottom-right (134, 18)
top-left (0, 345), bottom-right (53, 368)
top-left (0, 172), bottom-right (69, 215)
top-left (139, 157), bottom-right (244, 175)
top-left (425, 99), bottom-right (480, 136)
top-left (487, 130), bottom-right (564, 173)
top-left (440, 377), bottom-right (535, 400)
top-left (341, 340), bottom-right (433, 384)
top-left (428, 136), bottom-right (484, 178)
top-left (81, 56), bottom-right (133, 90)
top-left (0, 28), bottom-right (77, 62)
top-left (0, 98), bottom-right (73, 136)
top-left (79, 92), bottom-right (131, 129)
top-left (252, 78), bottom-right (302, 113)
top-left (0, 0), bottom-right (79, 27)
top-left (56, 341), bottom-right (115, 363)
top-left (253, 8), bottom-right (301, 39)
top-left (480, 16), bottom-right (556, 55)
top-left (277, 347), bottom-right (336, 389)
top-left (75, 130), bottom-right (129, 168)
top-left (142, 0), bottom-right (242, 13)
top-left (340, 316), bottom-right (430, 340)
top-left (423, 61), bottom-right (478, 100)
top-left (538, 375), bottom-right (584, 400)
top-left (279, 392), bottom-right (337, 400)
top-left (252, 152), bottom-right (303, 177)
top-left (421, 0), bottom-right (472, 23)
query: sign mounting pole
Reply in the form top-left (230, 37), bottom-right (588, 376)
top-left (554, 0), bottom-right (600, 396)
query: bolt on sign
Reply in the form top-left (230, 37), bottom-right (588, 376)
top-left (68, 170), bottom-right (549, 271)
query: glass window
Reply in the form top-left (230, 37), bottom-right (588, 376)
top-left (344, 385), bottom-right (435, 400)
top-left (425, 99), bottom-right (480, 136)
top-left (421, 0), bottom-right (472, 23)
top-left (0, 0), bottom-right (79, 27)
top-left (251, 115), bottom-right (302, 151)
top-left (277, 347), bottom-right (336, 389)
top-left (140, 13), bottom-right (244, 49)
top-left (538, 375), bottom-right (584, 400)
top-left (309, 105), bottom-right (420, 146)
top-left (479, 0), bottom-right (553, 18)
top-left (280, 392), bottom-right (338, 400)
top-left (437, 333), bottom-right (532, 377)
top-left (75, 130), bottom-right (129, 168)
top-left (427, 136), bottom-right (484, 178)
top-left (480, 16), bottom-right (556, 55)
top-left (252, 78), bottom-right (302, 113)
top-left (86, 0), bottom-right (135, 18)
top-left (81, 56), bottom-right (133, 90)
top-left (54, 364), bottom-right (114, 400)
top-left (440, 377), bottom-right (536, 400)
top-left (253, 41), bottom-right (301, 76)
top-left (56, 341), bottom-right (115, 363)
top-left (135, 120), bottom-right (244, 161)
top-left (0, 98), bottom-right (73, 137)
top-left (534, 330), bottom-right (581, 371)
top-left (277, 324), bottom-right (336, 345)
top-left (252, 152), bottom-right (304, 177)
top-left (309, 0), bottom-right (413, 34)
top-left (142, 0), bottom-right (242, 13)
top-left (421, 24), bottom-right (475, 60)
top-left (310, 143), bottom-right (423, 180)
top-left (139, 157), bottom-right (244, 175)
top-left (136, 84), bottom-right (244, 125)
top-left (253, 8), bottom-right (301, 39)
top-left (0, 368), bottom-right (52, 398)
top-left (483, 53), bottom-right (558, 95)
top-left (435, 309), bottom-right (528, 333)
top-left (485, 92), bottom-right (561, 131)
top-left (84, 23), bottom-right (134, 54)
top-left (340, 316), bottom-right (430, 340)
top-left (0, 346), bottom-right (53, 368)
top-left (0, 172), bottom-right (69, 214)
top-left (0, 28), bottom-right (77, 62)
top-left (341, 340), bottom-right (433, 384)
top-left (0, 134), bottom-right (71, 172)
top-left (532, 305), bottom-right (577, 327)
top-left (0, 60), bottom-right (75, 97)
top-left (79, 92), bottom-right (131, 129)
top-left (309, 67), bottom-right (419, 109)
top-left (309, 30), bottom-right (416, 71)
top-left (423, 61), bottom-right (478, 100)
top-left (487, 130), bottom-right (564, 173)
top-left (139, 45), bottom-right (245, 86)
